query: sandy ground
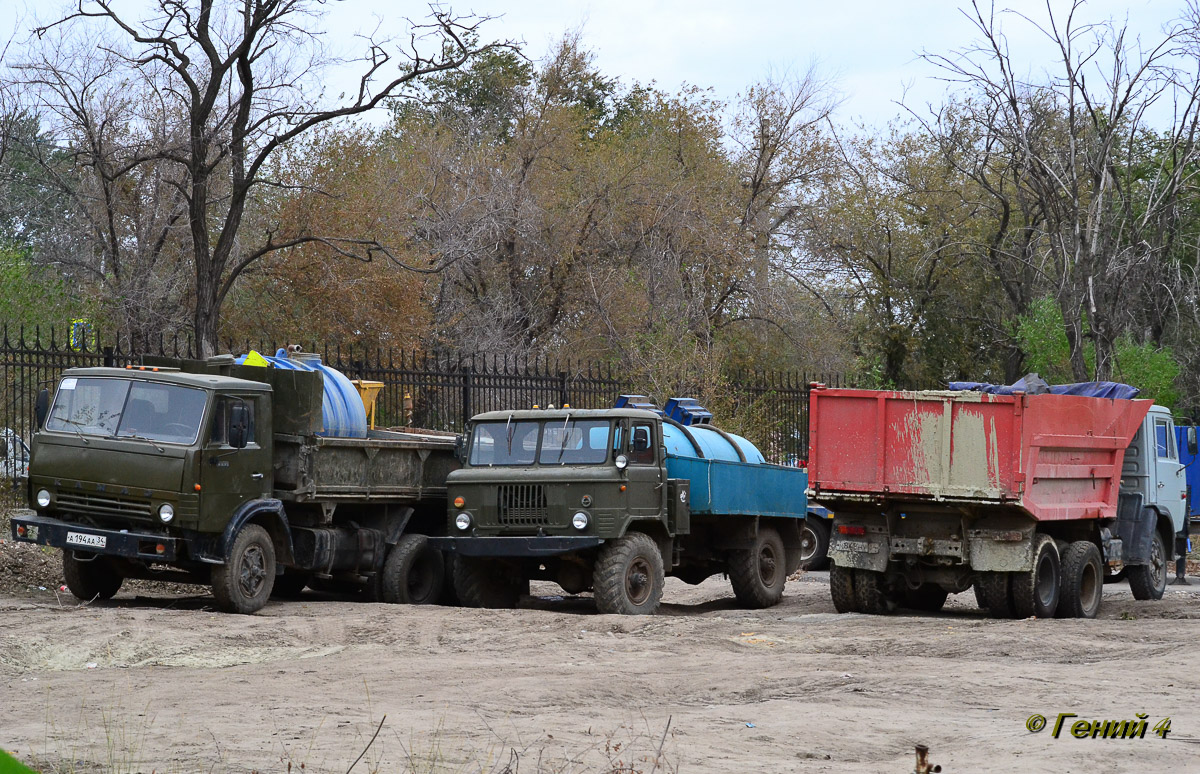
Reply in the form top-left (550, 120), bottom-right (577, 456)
top-left (2, 546), bottom-right (1200, 774)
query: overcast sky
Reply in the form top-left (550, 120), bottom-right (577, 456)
top-left (2, 0), bottom-right (1185, 127)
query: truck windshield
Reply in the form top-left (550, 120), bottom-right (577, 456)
top-left (46, 377), bottom-right (208, 444)
top-left (468, 419), bottom-right (613, 466)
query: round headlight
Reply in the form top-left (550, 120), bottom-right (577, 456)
top-left (158, 503), bottom-right (175, 524)
top-left (572, 511), bottom-right (589, 530)
top-left (36, 489), bottom-right (51, 508)
top-left (615, 454), bottom-right (629, 470)
top-left (455, 512), bottom-right (472, 531)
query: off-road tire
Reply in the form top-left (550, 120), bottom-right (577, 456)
top-left (62, 551), bottom-right (123, 601)
top-left (798, 518), bottom-right (831, 571)
top-left (903, 583), bottom-right (949, 612)
top-left (729, 526), bottom-right (787, 608)
top-left (594, 532), bottom-right (665, 615)
top-left (439, 552), bottom-right (461, 606)
top-left (829, 563), bottom-right (858, 613)
top-left (270, 569), bottom-right (310, 599)
top-left (211, 524), bottom-right (276, 614)
top-left (1058, 541), bottom-right (1103, 619)
top-left (382, 534), bottom-right (445, 605)
top-left (975, 572), bottom-right (1016, 618)
top-left (453, 555), bottom-right (525, 609)
top-left (854, 569), bottom-right (896, 615)
top-left (1012, 534), bottom-right (1060, 618)
top-left (1128, 529), bottom-right (1168, 601)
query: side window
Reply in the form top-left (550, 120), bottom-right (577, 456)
top-left (629, 423), bottom-right (655, 465)
top-left (209, 397), bottom-right (256, 446)
top-left (1155, 419), bottom-right (1174, 460)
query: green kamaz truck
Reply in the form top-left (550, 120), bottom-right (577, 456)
top-left (10, 352), bottom-right (457, 614)
top-left (433, 396), bottom-right (813, 614)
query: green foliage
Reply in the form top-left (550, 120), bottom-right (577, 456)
top-left (1015, 297), bottom-right (1081, 384)
top-left (1112, 335), bottom-right (1179, 409)
top-left (0, 244), bottom-right (87, 329)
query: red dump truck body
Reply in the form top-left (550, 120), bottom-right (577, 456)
top-left (808, 388), bottom-right (1152, 522)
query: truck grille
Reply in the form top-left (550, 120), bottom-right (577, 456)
top-left (497, 484), bottom-right (548, 525)
top-left (56, 491), bottom-right (153, 519)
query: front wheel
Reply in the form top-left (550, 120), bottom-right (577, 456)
top-left (1128, 530), bottom-right (1167, 601)
top-left (212, 524), bottom-right (276, 614)
top-left (63, 551), bottom-right (123, 601)
top-left (798, 519), bottom-right (831, 571)
top-left (594, 532), bottom-right (665, 615)
top-left (729, 526), bottom-right (787, 608)
top-left (382, 534), bottom-right (445, 605)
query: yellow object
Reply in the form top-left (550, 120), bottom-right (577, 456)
top-left (351, 380), bottom-right (384, 429)
top-left (242, 350), bottom-right (271, 367)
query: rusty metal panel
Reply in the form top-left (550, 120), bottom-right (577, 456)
top-left (809, 388), bottom-right (1151, 523)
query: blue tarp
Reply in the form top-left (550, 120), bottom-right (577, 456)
top-left (947, 374), bottom-right (1140, 400)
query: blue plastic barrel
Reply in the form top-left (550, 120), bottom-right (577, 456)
top-left (236, 350), bottom-right (368, 438)
top-left (662, 423), bottom-right (766, 464)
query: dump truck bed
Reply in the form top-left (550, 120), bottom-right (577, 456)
top-left (273, 428), bottom-right (460, 503)
top-left (665, 455), bottom-right (808, 519)
top-left (807, 388), bottom-right (1152, 521)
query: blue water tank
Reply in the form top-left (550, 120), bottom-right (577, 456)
top-left (236, 350), bottom-right (368, 438)
top-left (662, 423), bottom-right (766, 464)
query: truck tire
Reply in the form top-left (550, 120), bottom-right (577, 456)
top-left (1011, 534), bottom-right (1060, 618)
top-left (854, 569), bottom-right (896, 615)
top-left (1057, 541), bottom-right (1103, 618)
top-left (440, 553), bottom-right (461, 606)
top-left (975, 572), bottom-right (1016, 618)
top-left (211, 524), bottom-right (276, 614)
top-left (1128, 530), bottom-right (1168, 601)
top-left (798, 519), bottom-right (831, 571)
top-left (270, 569), bottom-right (310, 599)
top-left (382, 534), bottom-right (445, 605)
top-left (729, 526), bottom-right (787, 608)
top-left (62, 551), bottom-right (123, 601)
top-left (594, 532), bottom-right (665, 615)
top-left (829, 563), bottom-right (858, 613)
top-left (453, 555), bottom-right (525, 609)
top-left (903, 583), bottom-right (949, 612)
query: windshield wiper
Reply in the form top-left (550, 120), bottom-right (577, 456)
top-left (555, 415), bottom-right (571, 464)
top-left (121, 432), bottom-right (165, 453)
top-left (51, 417), bottom-right (91, 445)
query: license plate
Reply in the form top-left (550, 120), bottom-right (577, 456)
top-left (836, 539), bottom-right (879, 554)
top-left (66, 531), bottom-right (107, 549)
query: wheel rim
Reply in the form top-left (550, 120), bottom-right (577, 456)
top-left (1081, 558), bottom-right (1101, 614)
top-left (625, 557), bottom-right (652, 606)
top-left (1149, 536), bottom-right (1165, 588)
top-left (238, 545), bottom-right (268, 597)
top-left (758, 542), bottom-right (780, 586)
top-left (1035, 552), bottom-right (1056, 607)
top-left (408, 553), bottom-right (437, 602)
top-left (799, 526), bottom-right (818, 562)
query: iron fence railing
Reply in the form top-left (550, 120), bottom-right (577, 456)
top-left (0, 324), bottom-right (841, 464)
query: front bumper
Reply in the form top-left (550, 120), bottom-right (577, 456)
top-left (428, 536), bottom-right (605, 557)
top-left (11, 513), bottom-right (180, 562)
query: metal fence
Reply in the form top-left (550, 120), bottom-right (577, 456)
top-left (0, 324), bottom-right (842, 464)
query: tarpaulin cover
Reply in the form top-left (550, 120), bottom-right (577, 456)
top-left (947, 373), bottom-right (1140, 400)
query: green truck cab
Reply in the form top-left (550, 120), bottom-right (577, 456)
top-left (11, 357), bottom-right (458, 613)
top-left (436, 404), bottom-right (811, 614)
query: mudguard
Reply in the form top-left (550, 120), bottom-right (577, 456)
top-left (218, 499), bottom-right (295, 565)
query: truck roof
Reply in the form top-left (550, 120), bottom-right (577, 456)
top-left (471, 408), bottom-right (661, 422)
top-left (60, 366), bottom-right (272, 393)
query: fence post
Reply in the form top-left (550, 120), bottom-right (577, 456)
top-left (559, 371), bottom-right (569, 408)
top-left (103, 347), bottom-right (114, 368)
top-left (461, 364), bottom-right (473, 428)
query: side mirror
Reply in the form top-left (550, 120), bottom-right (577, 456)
top-left (229, 403), bottom-right (250, 449)
top-left (454, 435), bottom-right (467, 463)
top-left (35, 388), bottom-right (49, 430)
top-left (1188, 427), bottom-right (1197, 456)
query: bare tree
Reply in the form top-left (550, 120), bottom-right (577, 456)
top-left (15, 0), bottom-right (508, 355)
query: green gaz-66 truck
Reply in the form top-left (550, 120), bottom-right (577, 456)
top-left (433, 396), bottom-right (812, 614)
top-left (10, 351), bottom-right (457, 614)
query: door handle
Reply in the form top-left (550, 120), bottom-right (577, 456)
top-left (251, 473), bottom-right (264, 480)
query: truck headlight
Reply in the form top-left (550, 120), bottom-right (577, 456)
top-left (158, 503), bottom-right (175, 524)
top-left (572, 511), bottom-right (589, 530)
top-left (615, 454), bottom-right (628, 470)
top-left (36, 489), bottom-right (51, 508)
top-left (455, 512), bottom-right (472, 531)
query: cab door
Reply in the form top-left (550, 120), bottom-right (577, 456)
top-left (621, 420), bottom-right (663, 520)
top-left (1152, 414), bottom-right (1186, 528)
top-left (200, 394), bottom-right (272, 531)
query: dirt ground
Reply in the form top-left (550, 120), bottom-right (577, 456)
top-left (3, 519), bottom-right (1200, 774)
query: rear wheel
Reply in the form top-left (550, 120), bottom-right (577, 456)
top-left (62, 551), bottom-right (123, 601)
top-left (1012, 534), bottom-right (1060, 618)
top-left (854, 569), bottom-right (896, 615)
top-left (729, 526), bottom-right (787, 608)
top-left (903, 583), bottom-right (949, 612)
top-left (382, 534), bottom-right (445, 605)
top-left (212, 524), bottom-right (276, 614)
top-left (1129, 530), bottom-right (1168, 601)
top-left (829, 563), bottom-right (858, 613)
top-left (975, 571), bottom-right (1016, 618)
top-left (1058, 541), bottom-right (1103, 619)
top-left (453, 555), bottom-right (526, 609)
top-left (594, 532), bottom-right (665, 615)
top-left (798, 518), bottom-right (831, 571)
